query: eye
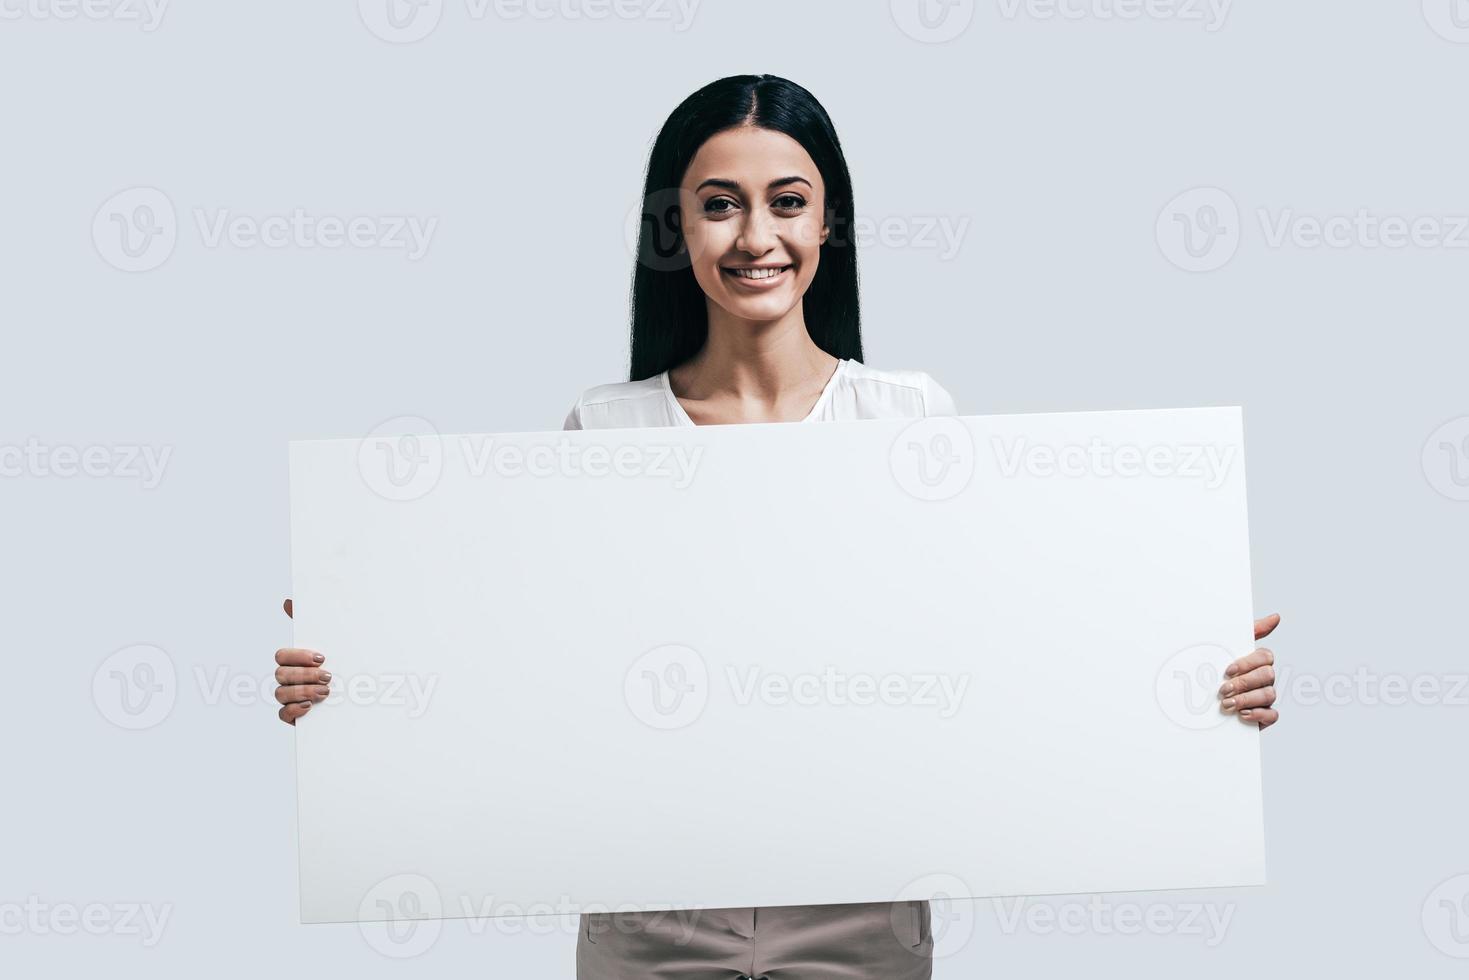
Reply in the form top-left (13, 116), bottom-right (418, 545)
top-left (773, 194), bottom-right (807, 212)
top-left (703, 197), bottom-right (738, 216)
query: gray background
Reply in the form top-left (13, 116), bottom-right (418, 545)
top-left (3, 0), bottom-right (1467, 976)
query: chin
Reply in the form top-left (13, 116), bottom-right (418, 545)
top-left (724, 295), bottom-right (796, 321)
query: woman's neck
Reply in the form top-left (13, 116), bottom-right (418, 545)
top-left (671, 305), bottom-right (837, 408)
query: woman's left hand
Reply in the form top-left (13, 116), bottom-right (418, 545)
top-left (1219, 613), bottom-right (1281, 730)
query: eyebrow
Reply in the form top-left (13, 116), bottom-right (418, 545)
top-left (694, 176), bottom-right (813, 194)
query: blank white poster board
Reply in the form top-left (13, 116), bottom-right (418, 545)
top-left (289, 407), bottom-right (1265, 924)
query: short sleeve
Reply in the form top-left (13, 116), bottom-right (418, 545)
top-left (562, 399), bottom-right (583, 431)
top-left (920, 373), bottom-right (958, 417)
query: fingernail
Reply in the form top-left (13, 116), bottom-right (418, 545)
top-left (1224, 664), bottom-right (1239, 677)
top-left (314, 686), bottom-right (330, 698)
top-left (299, 701), bottom-right (311, 711)
top-left (1221, 698), bottom-right (1236, 711)
top-left (320, 671), bottom-right (332, 682)
top-left (313, 653), bottom-right (325, 663)
top-left (1239, 709), bottom-right (1253, 718)
top-left (1219, 682), bottom-right (1234, 696)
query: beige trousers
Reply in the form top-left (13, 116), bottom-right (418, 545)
top-left (576, 900), bottom-right (933, 979)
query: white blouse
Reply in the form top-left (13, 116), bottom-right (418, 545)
top-left (563, 358), bottom-right (957, 430)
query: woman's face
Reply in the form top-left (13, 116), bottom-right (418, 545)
top-left (678, 125), bottom-right (829, 324)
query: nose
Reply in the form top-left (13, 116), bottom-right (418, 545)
top-left (734, 207), bottom-right (778, 258)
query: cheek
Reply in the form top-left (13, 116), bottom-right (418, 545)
top-left (682, 227), bottom-right (721, 297)
top-left (682, 219), bottom-right (731, 278)
top-left (790, 215), bottom-right (825, 280)
top-left (790, 213), bottom-right (827, 259)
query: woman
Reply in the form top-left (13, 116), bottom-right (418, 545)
top-left (274, 74), bottom-right (1282, 979)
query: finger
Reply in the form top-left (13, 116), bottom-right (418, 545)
top-left (275, 684), bottom-right (330, 705)
top-left (278, 701), bottom-right (312, 725)
top-left (1220, 662), bottom-right (1275, 696)
top-left (275, 647), bottom-right (324, 668)
top-left (1224, 646), bottom-right (1273, 679)
top-left (284, 598), bottom-right (293, 620)
top-left (1221, 686), bottom-right (1275, 713)
top-left (1254, 613), bottom-right (1280, 641)
top-left (1239, 706), bottom-right (1278, 729)
top-left (275, 666), bottom-right (331, 686)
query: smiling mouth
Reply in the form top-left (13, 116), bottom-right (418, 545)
top-left (722, 264), bottom-right (792, 281)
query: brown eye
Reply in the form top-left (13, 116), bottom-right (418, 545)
top-left (773, 194), bottom-right (807, 211)
top-left (703, 198), bottom-right (737, 215)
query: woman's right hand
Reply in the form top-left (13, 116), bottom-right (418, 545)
top-left (276, 598), bottom-right (331, 725)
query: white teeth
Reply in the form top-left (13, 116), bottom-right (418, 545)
top-left (728, 266), bottom-right (787, 280)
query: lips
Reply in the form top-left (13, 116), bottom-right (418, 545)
top-left (722, 264), bottom-right (792, 288)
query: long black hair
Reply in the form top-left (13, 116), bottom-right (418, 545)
top-left (628, 74), bottom-right (863, 382)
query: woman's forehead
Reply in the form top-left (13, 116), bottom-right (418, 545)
top-left (684, 127), bottom-right (821, 187)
